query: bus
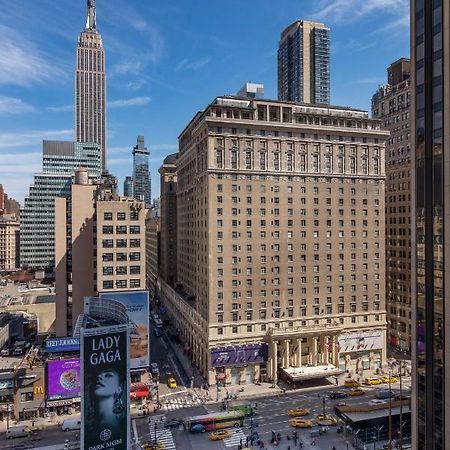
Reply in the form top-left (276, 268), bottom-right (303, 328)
top-left (184, 410), bottom-right (245, 433)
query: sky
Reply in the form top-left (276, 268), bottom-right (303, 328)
top-left (0, 0), bottom-right (410, 204)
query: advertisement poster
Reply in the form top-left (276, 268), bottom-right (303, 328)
top-left (81, 325), bottom-right (129, 450)
top-left (99, 291), bottom-right (149, 370)
top-left (47, 359), bottom-right (80, 400)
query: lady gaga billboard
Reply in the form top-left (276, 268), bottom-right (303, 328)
top-left (81, 325), bottom-right (129, 450)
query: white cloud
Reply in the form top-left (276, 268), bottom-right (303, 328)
top-left (353, 77), bottom-right (385, 85)
top-left (0, 96), bottom-right (35, 114)
top-left (127, 79), bottom-right (147, 90)
top-left (0, 25), bottom-right (66, 86)
top-left (111, 60), bottom-right (143, 76)
top-left (47, 104), bottom-right (73, 112)
top-left (108, 97), bottom-right (151, 109)
top-left (0, 129), bottom-right (73, 149)
top-left (313, 0), bottom-right (408, 23)
top-left (175, 57), bottom-right (211, 71)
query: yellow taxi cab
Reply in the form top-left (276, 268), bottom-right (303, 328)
top-left (364, 377), bottom-right (382, 386)
top-left (348, 388), bottom-right (365, 396)
top-left (344, 379), bottom-right (360, 388)
top-left (379, 376), bottom-right (397, 384)
top-left (288, 408), bottom-right (310, 417)
top-left (210, 430), bottom-right (231, 441)
top-left (167, 377), bottom-right (177, 388)
top-left (316, 414), bottom-right (338, 426)
top-left (142, 443), bottom-right (164, 450)
top-left (290, 418), bottom-right (313, 428)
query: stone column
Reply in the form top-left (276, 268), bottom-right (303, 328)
top-left (297, 338), bottom-right (302, 367)
top-left (324, 336), bottom-right (330, 365)
top-left (270, 341), bottom-right (278, 381)
top-left (333, 335), bottom-right (339, 366)
top-left (283, 339), bottom-right (290, 368)
top-left (312, 337), bottom-right (318, 365)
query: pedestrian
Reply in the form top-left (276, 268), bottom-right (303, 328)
top-left (312, 439), bottom-right (316, 446)
top-left (299, 442), bottom-right (303, 448)
top-left (335, 377), bottom-right (338, 386)
top-left (332, 446), bottom-right (336, 450)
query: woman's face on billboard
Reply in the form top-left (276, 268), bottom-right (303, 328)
top-left (94, 369), bottom-right (121, 398)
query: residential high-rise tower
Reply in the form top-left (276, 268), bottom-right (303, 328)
top-left (76, 0), bottom-right (106, 169)
top-left (278, 20), bottom-right (330, 105)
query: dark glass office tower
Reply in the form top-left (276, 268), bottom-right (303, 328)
top-left (412, 0), bottom-right (446, 448)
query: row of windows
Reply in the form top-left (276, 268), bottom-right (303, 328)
top-left (103, 211), bottom-right (140, 221)
top-left (102, 225), bottom-right (141, 234)
top-left (217, 314), bottom-right (382, 335)
top-left (102, 266), bottom-right (141, 275)
top-left (101, 252), bottom-right (141, 261)
top-left (102, 239), bottom-right (141, 248)
top-left (102, 279), bottom-right (141, 289)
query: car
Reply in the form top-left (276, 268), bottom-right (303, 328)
top-left (191, 424), bottom-right (206, 433)
top-left (154, 318), bottom-right (163, 328)
top-left (394, 394), bottom-right (410, 401)
top-left (167, 377), bottom-right (177, 388)
top-left (328, 391), bottom-right (348, 400)
top-left (210, 430), bottom-right (231, 440)
top-left (164, 419), bottom-right (183, 429)
top-left (316, 414), bottom-right (338, 426)
top-left (364, 377), bottom-right (382, 385)
top-left (344, 379), bottom-right (360, 388)
top-left (154, 328), bottom-right (162, 337)
top-left (288, 408), bottom-right (310, 417)
top-left (379, 376), bottom-right (398, 384)
top-left (369, 399), bottom-right (387, 405)
top-left (290, 418), bottom-right (313, 428)
top-left (376, 389), bottom-right (394, 399)
top-left (150, 363), bottom-right (159, 376)
top-left (348, 388), bottom-right (365, 396)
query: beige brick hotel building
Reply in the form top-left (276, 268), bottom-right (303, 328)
top-left (158, 96), bottom-right (389, 385)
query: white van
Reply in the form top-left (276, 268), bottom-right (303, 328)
top-left (6, 426), bottom-right (30, 439)
top-left (61, 419), bottom-right (81, 432)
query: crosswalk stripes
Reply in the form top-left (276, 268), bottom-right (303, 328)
top-left (161, 393), bottom-right (202, 411)
top-left (154, 429), bottom-right (176, 450)
top-left (223, 428), bottom-right (248, 448)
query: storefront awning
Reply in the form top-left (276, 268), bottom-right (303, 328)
top-left (282, 364), bottom-right (343, 381)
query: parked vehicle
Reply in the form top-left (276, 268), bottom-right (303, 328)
top-left (376, 389), bottom-right (394, 399)
top-left (328, 391), bottom-right (348, 399)
top-left (150, 363), bottom-right (159, 377)
top-left (364, 377), bottom-right (382, 386)
top-left (344, 379), bottom-right (360, 388)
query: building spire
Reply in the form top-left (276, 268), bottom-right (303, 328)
top-left (86, 0), bottom-right (96, 30)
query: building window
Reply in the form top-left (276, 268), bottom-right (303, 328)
top-left (102, 239), bottom-right (113, 248)
top-left (117, 212), bottom-right (126, 220)
top-left (231, 150), bottom-right (238, 169)
top-left (130, 239), bottom-right (140, 248)
top-left (116, 280), bottom-right (127, 288)
top-left (103, 280), bottom-right (113, 289)
top-left (116, 239), bottom-right (127, 248)
top-left (130, 266), bottom-right (140, 275)
top-left (116, 266), bottom-right (127, 275)
top-left (129, 252), bottom-right (140, 261)
top-left (116, 225), bottom-right (127, 234)
top-left (130, 279), bottom-right (141, 288)
top-left (104, 212), bottom-right (113, 221)
top-left (129, 225), bottom-right (140, 234)
top-left (102, 253), bottom-right (113, 262)
top-left (103, 267), bottom-right (113, 276)
top-left (117, 253), bottom-right (127, 261)
top-left (130, 211), bottom-right (139, 220)
top-left (216, 149), bottom-right (223, 168)
top-left (102, 226), bottom-right (113, 234)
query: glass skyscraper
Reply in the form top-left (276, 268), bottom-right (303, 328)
top-left (20, 141), bottom-right (101, 269)
top-left (278, 20), bottom-right (330, 105)
top-left (412, 0), bottom-right (447, 448)
top-left (132, 136), bottom-right (151, 206)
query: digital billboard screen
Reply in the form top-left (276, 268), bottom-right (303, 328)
top-left (47, 358), bottom-right (81, 400)
top-left (99, 291), bottom-right (149, 370)
top-left (81, 325), bottom-right (129, 450)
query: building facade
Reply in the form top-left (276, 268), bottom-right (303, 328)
top-left (158, 96), bottom-right (388, 385)
top-left (132, 136), bottom-right (151, 206)
top-left (20, 141), bottom-right (101, 270)
top-left (278, 20), bottom-right (330, 105)
top-left (55, 168), bottom-right (147, 336)
top-left (0, 215), bottom-right (20, 270)
top-left (0, 185), bottom-right (20, 218)
top-left (412, 0), bottom-right (448, 448)
top-left (124, 176), bottom-right (133, 198)
top-left (372, 58), bottom-right (412, 356)
top-left (145, 210), bottom-right (160, 297)
top-left (75, 0), bottom-right (106, 169)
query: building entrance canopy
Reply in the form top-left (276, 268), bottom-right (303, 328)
top-left (281, 363), bottom-right (342, 381)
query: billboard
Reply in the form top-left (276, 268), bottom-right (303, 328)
top-left (81, 325), bottom-right (129, 450)
top-left (211, 343), bottom-right (268, 368)
top-left (45, 337), bottom-right (80, 354)
top-left (99, 291), bottom-right (149, 370)
top-left (47, 358), bottom-right (80, 400)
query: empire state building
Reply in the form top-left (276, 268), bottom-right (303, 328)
top-left (76, 0), bottom-right (106, 169)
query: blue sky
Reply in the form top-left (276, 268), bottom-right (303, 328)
top-left (0, 0), bottom-right (409, 203)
